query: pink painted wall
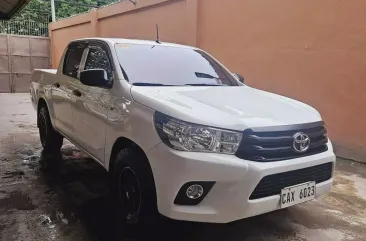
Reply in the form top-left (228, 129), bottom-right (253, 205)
top-left (49, 0), bottom-right (366, 160)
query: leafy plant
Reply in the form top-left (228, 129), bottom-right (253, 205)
top-left (0, 0), bottom-right (119, 36)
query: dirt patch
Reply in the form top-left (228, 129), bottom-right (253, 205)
top-left (343, 174), bottom-right (366, 198)
top-left (0, 191), bottom-right (36, 211)
top-left (2, 171), bottom-right (25, 179)
top-left (323, 172), bottom-right (366, 217)
top-left (336, 159), bottom-right (366, 178)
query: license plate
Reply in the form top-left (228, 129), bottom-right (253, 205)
top-left (280, 181), bottom-right (316, 208)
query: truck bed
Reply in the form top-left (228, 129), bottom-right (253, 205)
top-left (31, 69), bottom-right (57, 83)
top-left (30, 69), bottom-right (58, 110)
top-left (39, 69), bottom-right (57, 74)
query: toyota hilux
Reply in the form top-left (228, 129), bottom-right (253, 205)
top-left (30, 38), bottom-right (335, 226)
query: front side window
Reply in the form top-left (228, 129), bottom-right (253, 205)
top-left (63, 44), bottom-right (84, 78)
top-left (84, 45), bottom-right (113, 83)
top-left (114, 44), bottom-right (239, 86)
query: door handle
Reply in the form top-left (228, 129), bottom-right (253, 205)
top-left (73, 89), bottom-right (82, 97)
top-left (54, 82), bottom-right (60, 88)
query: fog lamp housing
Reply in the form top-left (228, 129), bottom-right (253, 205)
top-left (174, 181), bottom-right (215, 205)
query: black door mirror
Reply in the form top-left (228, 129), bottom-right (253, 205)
top-left (80, 69), bottom-right (111, 88)
top-left (233, 73), bottom-right (244, 83)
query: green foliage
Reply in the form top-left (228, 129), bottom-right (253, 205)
top-left (15, 0), bottom-right (51, 23)
top-left (56, 0), bottom-right (117, 20)
top-left (17, 0), bottom-right (119, 22)
top-left (0, 0), bottom-right (119, 36)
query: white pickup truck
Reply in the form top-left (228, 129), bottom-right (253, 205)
top-left (30, 38), bottom-right (335, 226)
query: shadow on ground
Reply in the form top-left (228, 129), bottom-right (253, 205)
top-left (2, 139), bottom-right (366, 241)
top-left (0, 133), bottom-right (303, 241)
top-left (36, 147), bottom-right (296, 241)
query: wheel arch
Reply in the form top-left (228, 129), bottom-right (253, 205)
top-left (108, 137), bottom-right (152, 173)
top-left (37, 97), bottom-right (57, 129)
top-left (109, 136), bottom-right (159, 224)
top-left (37, 97), bottom-right (48, 127)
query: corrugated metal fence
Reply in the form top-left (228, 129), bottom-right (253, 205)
top-left (0, 34), bottom-right (50, 93)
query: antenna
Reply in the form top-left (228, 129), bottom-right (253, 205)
top-left (156, 24), bottom-right (161, 44)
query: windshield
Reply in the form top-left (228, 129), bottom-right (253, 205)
top-left (114, 43), bottom-right (239, 86)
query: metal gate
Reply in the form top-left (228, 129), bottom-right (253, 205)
top-left (0, 34), bottom-right (50, 93)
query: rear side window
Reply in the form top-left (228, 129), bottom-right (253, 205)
top-left (63, 46), bottom-right (84, 78)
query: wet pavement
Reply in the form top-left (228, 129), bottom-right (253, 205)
top-left (0, 93), bottom-right (366, 241)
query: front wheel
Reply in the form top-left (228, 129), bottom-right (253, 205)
top-left (111, 148), bottom-right (158, 228)
top-left (38, 106), bottom-right (63, 152)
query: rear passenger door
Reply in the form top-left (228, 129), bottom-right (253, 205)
top-left (53, 42), bottom-right (85, 138)
top-left (70, 42), bottom-right (113, 163)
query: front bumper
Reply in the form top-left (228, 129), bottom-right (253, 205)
top-left (147, 142), bottom-right (335, 223)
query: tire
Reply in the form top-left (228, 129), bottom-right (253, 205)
top-left (111, 148), bottom-right (158, 229)
top-left (38, 106), bottom-right (63, 152)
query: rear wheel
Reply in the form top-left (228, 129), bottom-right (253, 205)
top-left (38, 106), bottom-right (63, 152)
top-left (111, 148), bottom-right (158, 229)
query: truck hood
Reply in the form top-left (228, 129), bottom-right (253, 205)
top-left (131, 86), bottom-right (322, 131)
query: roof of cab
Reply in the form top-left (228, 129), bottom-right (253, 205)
top-left (72, 38), bottom-right (197, 49)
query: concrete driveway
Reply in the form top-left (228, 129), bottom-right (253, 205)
top-left (0, 94), bottom-right (365, 241)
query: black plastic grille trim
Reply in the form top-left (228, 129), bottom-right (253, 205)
top-left (249, 162), bottom-right (333, 200)
top-left (235, 122), bottom-right (328, 162)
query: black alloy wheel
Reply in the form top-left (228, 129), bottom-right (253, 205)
top-left (119, 167), bottom-right (142, 224)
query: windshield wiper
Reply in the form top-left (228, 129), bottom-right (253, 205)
top-left (132, 82), bottom-right (176, 86)
top-left (133, 82), bottom-right (226, 87)
top-left (185, 84), bottom-right (227, 86)
top-left (195, 72), bottom-right (224, 80)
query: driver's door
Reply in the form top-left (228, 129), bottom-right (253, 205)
top-left (70, 42), bottom-right (114, 163)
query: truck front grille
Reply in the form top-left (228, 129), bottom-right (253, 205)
top-left (235, 122), bottom-right (328, 162)
top-left (250, 162), bottom-right (333, 200)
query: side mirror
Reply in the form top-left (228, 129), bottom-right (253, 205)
top-left (80, 69), bottom-right (111, 88)
top-left (233, 73), bottom-right (244, 83)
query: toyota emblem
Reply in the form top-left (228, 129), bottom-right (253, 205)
top-left (293, 133), bottom-right (310, 153)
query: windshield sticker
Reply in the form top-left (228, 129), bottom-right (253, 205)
top-left (116, 44), bottom-right (131, 48)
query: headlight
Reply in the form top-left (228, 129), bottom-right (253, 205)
top-left (154, 112), bottom-right (242, 154)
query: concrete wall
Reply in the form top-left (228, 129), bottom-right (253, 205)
top-left (197, 0), bottom-right (366, 160)
top-left (99, 1), bottom-right (187, 42)
top-left (49, 0), bottom-right (197, 68)
top-left (51, 22), bottom-right (92, 67)
top-left (49, 0), bottom-right (366, 161)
